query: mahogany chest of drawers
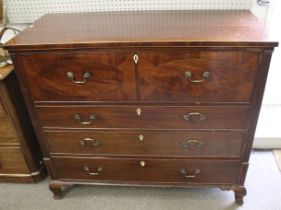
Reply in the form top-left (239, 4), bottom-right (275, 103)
top-left (4, 10), bottom-right (278, 204)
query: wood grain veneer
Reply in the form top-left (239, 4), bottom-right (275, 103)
top-left (138, 51), bottom-right (259, 102)
top-left (17, 52), bottom-right (136, 101)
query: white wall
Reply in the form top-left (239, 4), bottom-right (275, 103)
top-left (5, 0), bottom-right (253, 23)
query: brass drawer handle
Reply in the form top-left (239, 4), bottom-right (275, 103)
top-left (185, 71), bottom-right (209, 83)
top-left (74, 114), bottom-right (96, 125)
top-left (183, 112), bottom-right (206, 121)
top-left (80, 138), bottom-right (99, 146)
top-left (67, 72), bottom-right (91, 84)
top-left (180, 168), bottom-right (200, 178)
top-left (182, 139), bottom-right (203, 148)
top-left (84, 166), bottom-right (103, 176)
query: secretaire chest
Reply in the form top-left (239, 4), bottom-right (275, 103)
top-left (4, 10), bottom-right (278, 204)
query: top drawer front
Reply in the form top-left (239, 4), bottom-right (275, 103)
top-left (138, 51), bottom-right (259, 102)
top-left (18, 52), bottom-right (136, 102)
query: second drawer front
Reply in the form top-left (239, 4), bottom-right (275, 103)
top-left (37, 106), bottom-right (249, 129)
top-left (44, 131), bottom-right (244, 158)
top-left (51, 157), bottom-right (241, 184)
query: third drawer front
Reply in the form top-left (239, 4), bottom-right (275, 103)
top-left (37, 105), bottom-right (249, 129)
top-left (44, 131), bottom-right (244, 158)
top-left (51, 156), bottom-right (241, 184)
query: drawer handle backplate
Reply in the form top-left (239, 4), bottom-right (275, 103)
top-left (180, 168), bottom-right (200, 179)
top-left (183, 112), bottom-right (206, 121)
top-left (74, 114), bottom-right (96, 125)
top-left (67, 72), bottom-right (91, 84)
top-left (185, 71), bottom-right (209, 83)
top-left (84, 166), bottom-right (103, 176)
top-left (182, 139), bottom-right (203, 148)
top-left (80, 138), bottom-right (99, 146)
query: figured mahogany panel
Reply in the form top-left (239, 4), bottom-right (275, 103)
top-left (44, 130), bottom-right (244, 158)
top-left (0, 147), bottom-right (30, 174)
top-left (36, 105), bottom-right (249, 129)
top-left (51, 156), bottom-right (241, 184)
top-left (17, 52), bottom-right (136, 101)
top-left (138, 51), bottom-right (259, 102)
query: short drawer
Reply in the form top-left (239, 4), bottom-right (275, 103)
top-left (44, 131), bottom-right (244, 158)
top-left (138, 51), bottom-right (259, 102)
top-left (51, 156), bottom-right (241, 184)
top-left (0, 147), bottom-right (30, 174)
top-left (0, 117), bottom-right (19, 144)
top-left (37, 105), bottom-right (249, 129)
top-left (17, 52), bottom-right (136, 101)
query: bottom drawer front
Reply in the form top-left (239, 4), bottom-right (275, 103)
top-left (52, 157), bottom-right (241, 184)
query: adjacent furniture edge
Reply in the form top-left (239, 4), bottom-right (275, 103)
top-left (0, 65), bottom-right (13, 80)
top-left (0, 164), bottom-right (46, 183)
top-left (0, 69), bottom-right (47, 182)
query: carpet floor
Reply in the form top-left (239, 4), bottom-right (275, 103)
top-left (1, 151), bottom-right (281, 210)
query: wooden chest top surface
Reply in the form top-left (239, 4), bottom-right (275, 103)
top-left (4, 10), bottom-right (278, 51)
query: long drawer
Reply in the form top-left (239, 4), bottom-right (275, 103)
top-left (17, 52), bottom-right (136, 101)
top-left (36, 105), bottom-right (249, 129)
top-left (44, 130), bottom-right (244, 158)
top-left (51, 156), bottom-right (241, 184)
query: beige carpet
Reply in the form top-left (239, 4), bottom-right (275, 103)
top-left (274, 150), bottom-right (281, 171)
top-left (1, 151), bottom-right (281, 210)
